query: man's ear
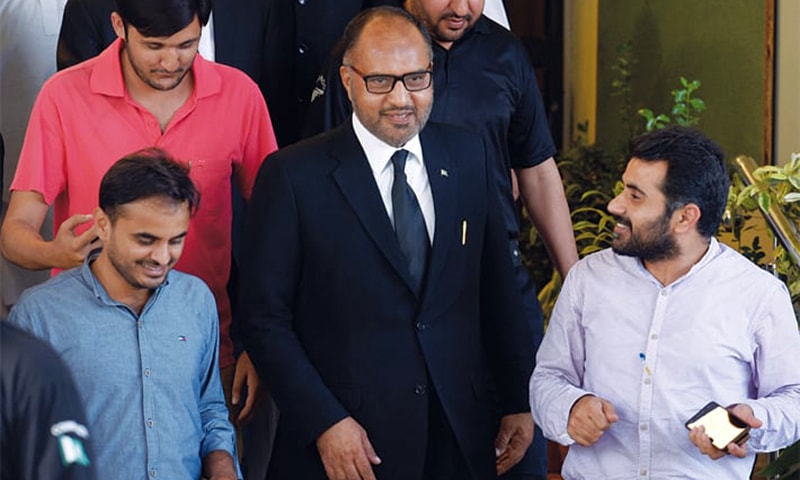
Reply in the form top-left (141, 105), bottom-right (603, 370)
top-left (94, 207), bottom-right (112, 241)
top-left (110, 12), bottom-right (126, 41)
top-left (673, 203), bottom-right (701, 234)
top-left (339, 65), bottom-right (354, 103)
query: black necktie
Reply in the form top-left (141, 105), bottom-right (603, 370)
top-left (391, 149), bottom-right (429, 292)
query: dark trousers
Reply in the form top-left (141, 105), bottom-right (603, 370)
top-left (423, 387), bottom-right (473, 480)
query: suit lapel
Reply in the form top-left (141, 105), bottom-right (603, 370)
top-left (329, 122), bottom-right (419, 294)
top-left (419, 126), bottom-right (457, 301)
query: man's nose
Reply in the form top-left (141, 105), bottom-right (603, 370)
top-left (450, 0), bottom-right (470, 17)
top-left (386, 78), bottom-right (412, 104)
top-left (160, 49), bottom-right (181, 71)
top-left (150, 243), bottom-right (171, 265)
top-left (607, 194), bottom-right (623, 215)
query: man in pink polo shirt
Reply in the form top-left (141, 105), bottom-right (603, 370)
top-left (0, 0), bottom-right (277, 425)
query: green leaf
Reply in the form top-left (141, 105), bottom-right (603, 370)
top-left (757, 191), bottom-right (771, 212)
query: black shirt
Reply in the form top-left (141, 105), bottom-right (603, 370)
top-left (0, 322), bottom-right (95, 480)
top-left (304, 15), bottom-right (557, 234)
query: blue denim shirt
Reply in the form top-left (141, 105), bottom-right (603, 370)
top-left (9, 253), bottom-right (239, 479)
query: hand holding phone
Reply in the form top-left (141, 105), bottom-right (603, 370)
top-left (685, 401), bottom-right (750, 451)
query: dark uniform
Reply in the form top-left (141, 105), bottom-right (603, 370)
top-left (0, 321), bottom-right (95, 480)
top-left (304, 14), bottom-right (556, 480)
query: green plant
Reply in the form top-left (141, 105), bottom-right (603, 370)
top-left (725, 152), bottom-right (800, 314)
top-left (638, 77), bottom-right (706, 131)
top-left (610, 42), bottom-right (638, 139)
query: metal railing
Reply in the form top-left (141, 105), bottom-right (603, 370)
top-left (732, 155), bottom-right (800, 268)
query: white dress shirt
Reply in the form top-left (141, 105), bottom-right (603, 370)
top-left (352, 114), bottom-right (435, 244)
top-left (483, 0), bottom-right (510, 30)
top-left (198, 12), bottom-right (215, 61)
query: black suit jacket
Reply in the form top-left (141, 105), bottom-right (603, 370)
top-left (56, 0), bottom-right (268, 92)
top-left (240, 120), bottom-right (534, 480)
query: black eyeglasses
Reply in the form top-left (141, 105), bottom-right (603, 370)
top-left (344, 64), bottom-right (433, 94)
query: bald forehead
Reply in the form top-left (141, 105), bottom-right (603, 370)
top-left (347, 14), bottom-right (431, 63)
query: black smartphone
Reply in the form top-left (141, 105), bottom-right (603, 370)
top-left (685, 401), bottom-right (750, 451)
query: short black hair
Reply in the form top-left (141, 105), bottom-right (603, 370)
top-left (99, 148), bottom-right (199, 221)
top-left (114, 0), bottom-right (211, 37)
top-left (341, 6), bottom-right (433, 65)
top-left (629, 126), bottom-right (728, 238)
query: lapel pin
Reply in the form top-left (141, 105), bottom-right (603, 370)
top-left (440, 169), bottom-right (448, 177)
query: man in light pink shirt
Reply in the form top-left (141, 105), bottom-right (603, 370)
top-left (0, 0), bottom-right (277, 424)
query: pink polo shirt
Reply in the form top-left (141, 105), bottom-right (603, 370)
top-left (11, 39), bottom-right (278, 368)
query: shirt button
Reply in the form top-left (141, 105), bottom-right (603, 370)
top-left (144, 368), bottom-right (151, 377)
top-left (644, 378), bottom-right (652, 385)
top-left (297, 0), bottom-right (306, 4)
top-left (650, 333), bottom-right (659, 340)
top-left (640, 424), bottom-right (648, 431)
top-left (137, 321), bottom-right (143, 328)
top-left (147, 419), bottom-right (154, 428)
top-left (416, 322), bottom-right (427, 331)
top-left (298, 43), bottom-right (307, 55)
top-left (150, 468), bottom-right (157, 477)
top-left (660, 290), bottom-right (668, 296)
top-left (639, 469), bottom-right (647, 476)
top-left (414, 384), bottom-right (427, 395)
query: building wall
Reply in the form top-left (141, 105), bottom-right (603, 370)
top-left (595, 0), bottom-right (769, 163)
top-left (775, 0), bottom-right (800, 166)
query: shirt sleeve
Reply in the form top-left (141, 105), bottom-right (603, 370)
top-left (507, 41), bottom-right (556, 170)
top-left (196, 287), bottom-right (240, 476)
top-left (9, 81), bottom-right (68, 204)
top-left (529, 265), bottom-right (595, 446)
top-left (742, 284), bottom-right (800, 452)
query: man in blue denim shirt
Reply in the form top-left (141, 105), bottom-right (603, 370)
top-left (8, 149), bottom-right (239, 480)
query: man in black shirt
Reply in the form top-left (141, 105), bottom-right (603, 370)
top-left (304, 1), bottom-right (578, 478)
top-left (0, 321), bottom-right (96, 480)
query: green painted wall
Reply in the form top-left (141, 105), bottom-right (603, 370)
top-left (596, 0), bottom-right (768, 163)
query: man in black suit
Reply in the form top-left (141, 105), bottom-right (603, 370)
top-left (240, 7), bottom-right (535, 480)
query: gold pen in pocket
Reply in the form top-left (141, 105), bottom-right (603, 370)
top-left (461, 220), bottom-right (467, 246)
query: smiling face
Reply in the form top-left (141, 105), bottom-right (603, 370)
top-left (406, 0), bottom-right (484, 49)
top-left (340, 15), bottom-right (433, 147)
top-left (112, 12), bottom-right (200, 92)
top-left (607, 158), bottom-right (680, 262)
top-left (96, 196), bottom-right (190, 295)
